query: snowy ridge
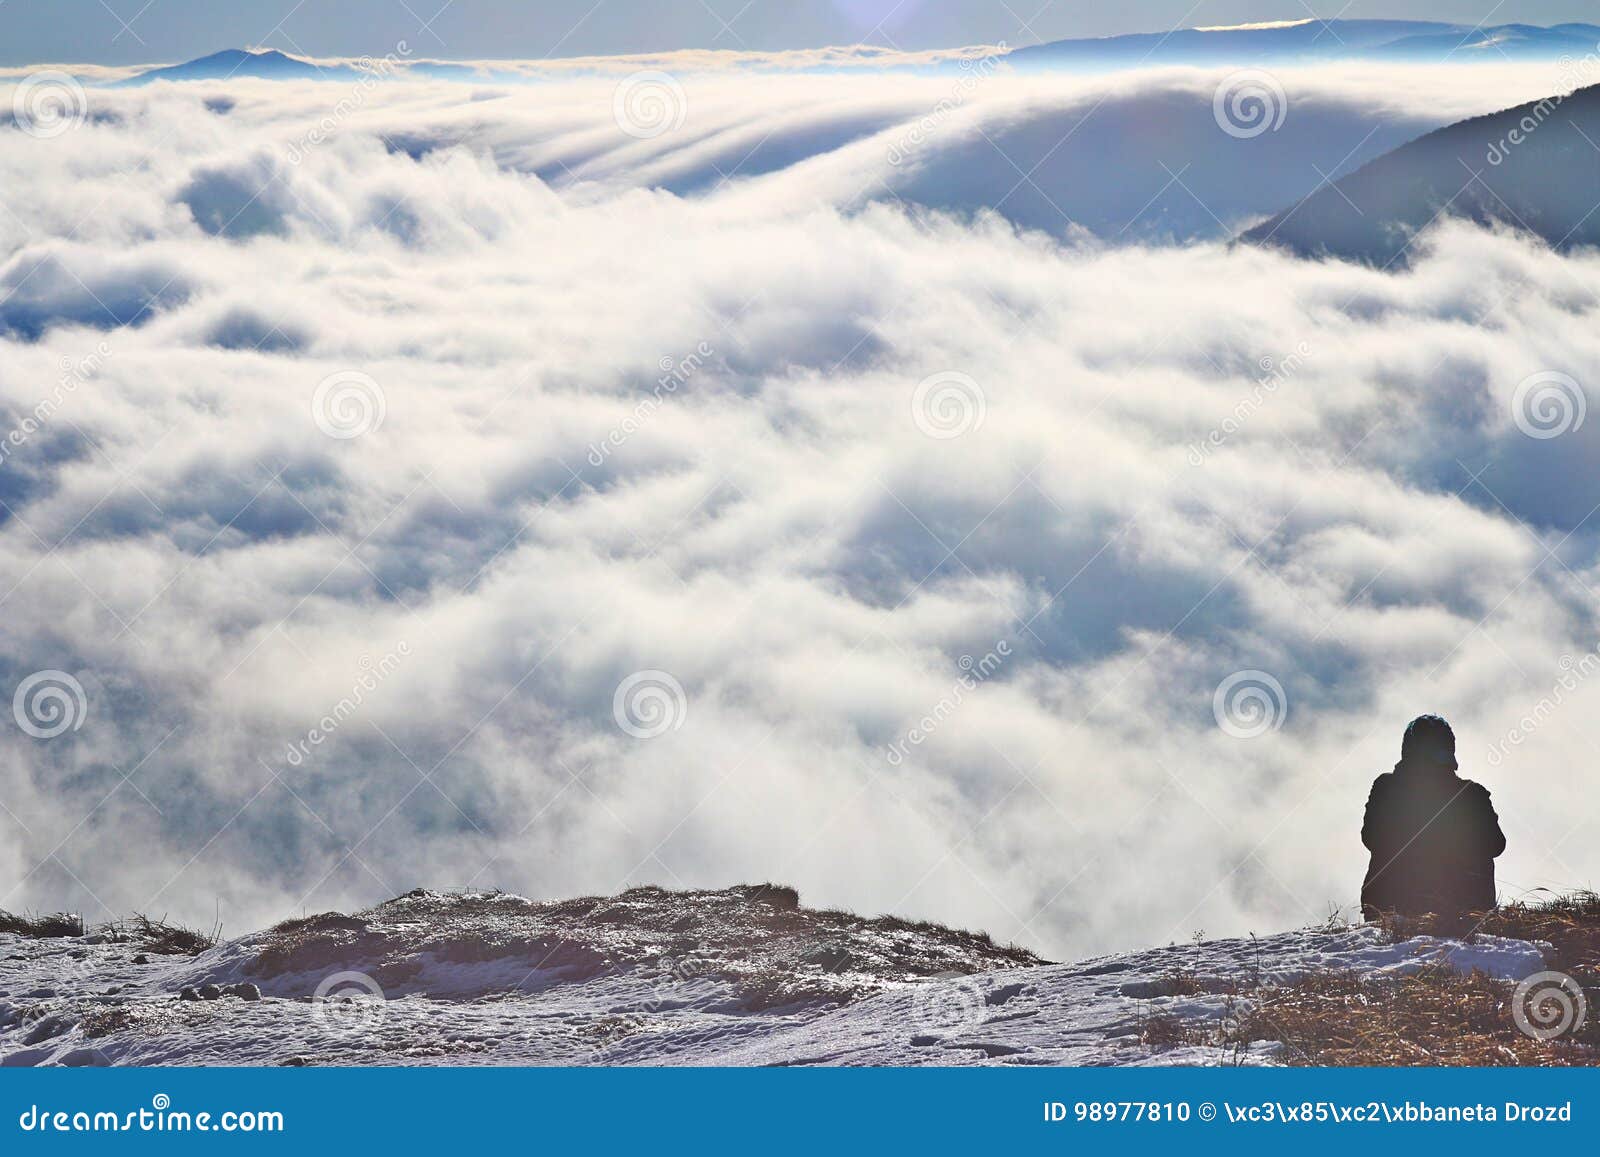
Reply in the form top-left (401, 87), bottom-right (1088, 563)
top-left (703, 928), bottom-right (1547, 1066)
top-left (0, 888), bottom-right (1549, 1067)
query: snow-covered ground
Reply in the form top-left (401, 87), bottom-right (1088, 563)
top-left (0, 888), bottom-right (1550, 1067)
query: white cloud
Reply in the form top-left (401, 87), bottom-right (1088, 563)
top-left (1, 64), bottom-right (1597, 960)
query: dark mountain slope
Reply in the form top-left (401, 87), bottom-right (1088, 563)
top-left (1243, 83), bottom-right (1600, 265)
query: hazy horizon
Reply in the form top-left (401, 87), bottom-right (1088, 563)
top-left (3, 2), bottom-right (1600, 66)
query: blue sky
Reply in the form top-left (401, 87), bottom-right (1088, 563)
top-left (1, 1), bottom-right (1593, 65)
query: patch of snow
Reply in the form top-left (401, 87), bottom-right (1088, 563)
top-left (0, 895), bottom-right (1553, 1068)
top-left (686, 926), bottom-right (1549, 1066)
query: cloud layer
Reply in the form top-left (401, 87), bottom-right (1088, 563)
top-left (1, 63), bottom-right (1598, 959)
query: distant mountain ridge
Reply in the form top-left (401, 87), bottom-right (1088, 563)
top-left (121, 48), bottom-right (363, 85)
top-left (116, 20), bottom-right (1600, 86)
top-left (1007, 18), bottom-right (1600, 68)
top-left (1243, 82), bottom-right (1600, 264)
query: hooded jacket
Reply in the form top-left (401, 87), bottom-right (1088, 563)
top-left (1360, 755), bottom-right (1505, 918)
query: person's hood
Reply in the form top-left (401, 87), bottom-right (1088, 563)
top-left (1399, 715), bottom-right (1458, 770)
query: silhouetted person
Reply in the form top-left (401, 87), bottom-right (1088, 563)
top-left (1360, 715), bottom-right (1505, 920)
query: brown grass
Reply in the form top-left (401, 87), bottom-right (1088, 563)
top-left (1235, 966), bottom-right (1596, 1066)
top-left (1473, 891), bottom-right (1600, 988)
top-left (1142, 1010), bottom-right (1196, 1048)
top-left (1152, 968), bottom-right (1212, 997)
top-left (1372, 892), bottom-right (1600, 970)
top-left (1140, 894), bottom-right (1600, 1064)
top-left (3, 906), bottom-right (221, 955)
top-left (1227, 893), bottom-right (1600, 1065)
top-left (121, 914), bottom-right (218, 956)
top-left (0, 910), bottom-right (84, 938)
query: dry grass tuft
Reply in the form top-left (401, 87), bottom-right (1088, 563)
top-left (1138, 894), bottom-right (1600, 1064)
top-left (1141, 1010), bottom-right (1195, 1048)
top-left (121, 914), bottom-right (218, 956)
top-left (1235, 966), bottom-right (1595, 1066)
top-left (1151, 968), bottom-right (1212, 997)
top-left (1230, 893), bottom-right (1600, 1066)
top-left (1474, 891), bottom-right (1600, 988)
top-left (3, 907), bottom-right (217, 954)
top-left (0, 910), bottom-right (84, 938)
top-left (1371, 892), bottom-right (1600, 975)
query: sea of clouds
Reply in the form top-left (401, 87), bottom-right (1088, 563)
top-left (1, 59), bottom-right (1598, 959)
